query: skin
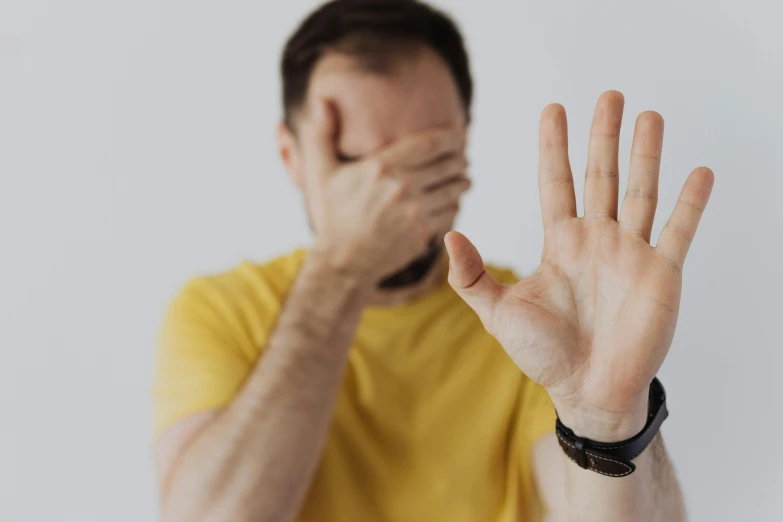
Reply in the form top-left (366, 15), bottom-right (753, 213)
top-left (279, 49), bottom-right (469, 306)
top-left (155, 46), bottom-right (711, 521)
top-left (155, 48), bottom-right (469, 522)
top-left (447, 90), bottom-right (713, 520)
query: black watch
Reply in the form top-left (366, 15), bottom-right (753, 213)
top-left (555, 377), bottom-right (668, 477)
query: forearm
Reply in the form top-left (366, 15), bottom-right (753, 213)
top-left (560, 433), bottom-right (685, 522)
top-left (161, 251), bottom-right (371, 522)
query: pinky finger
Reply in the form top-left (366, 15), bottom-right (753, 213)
top-left (656, 167), bottom-right (715, 271)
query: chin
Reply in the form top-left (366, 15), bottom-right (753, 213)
top-left (377, 237), bottom-right (444, 290)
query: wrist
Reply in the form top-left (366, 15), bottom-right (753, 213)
top-left (306, 246), bottom-right (376, 294)
top-left (553, 395), bottom-right (649, 443)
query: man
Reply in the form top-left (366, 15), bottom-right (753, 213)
top-left (152, 1), bottom-right (714, 521)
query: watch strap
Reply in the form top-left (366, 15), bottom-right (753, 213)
top-left (555, 377), bottom-right (668, 478)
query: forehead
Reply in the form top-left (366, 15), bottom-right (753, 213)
top-left (304, 47), bottom-right (466, 156)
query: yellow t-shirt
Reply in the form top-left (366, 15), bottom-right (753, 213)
top-left (153, 248), bottom-right (556, 522)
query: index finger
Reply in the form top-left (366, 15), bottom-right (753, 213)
top-left (300, 99), bottom-right (339, 178)
top-left (538, 104), bottom-right (577, 228)
top-left (374, 127), bottom-right (465, 170)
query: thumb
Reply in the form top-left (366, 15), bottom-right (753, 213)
top-left (303, 99), bottom-right (338, 177)
top-left (444, 231), bottom-right (505, 332)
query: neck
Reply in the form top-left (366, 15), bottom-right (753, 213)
top-left (364, 251), bottom-right (449, 308)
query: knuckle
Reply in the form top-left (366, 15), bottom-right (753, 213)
top-left (657, 252), bottom-right (683, 274)
top-left (449, 179), bottom-right (470, 198)
top-left (415, 221), bottom-right (432, 243)
top-left (681, 199), bottom-right (706, 213)
top-left (369, 158), bottom-right (389, 178)
top-left (407, 200), bottom-right (422, 218)
top-left (625, 186), bottom-right (656, 201)
top-left (667, 224), bottom-right (693, 244)
top-left (586, 166), bottom-right (619, 179)
top-left (390, 179), bottom-right (411, 201)
top-left (423, 134), bottom-right (444, 155)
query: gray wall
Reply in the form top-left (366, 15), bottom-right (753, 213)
top-left (1, 0), bottom-right (780, 520)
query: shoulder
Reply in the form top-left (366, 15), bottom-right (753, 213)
top-left (160, 248), bottom-right (309, 355)
top-left (153, 248), bottom-right (309, 437)
top-left (169, 248), bottom-right (308, 316)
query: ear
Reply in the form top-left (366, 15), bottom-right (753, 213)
top-left (277, 120), bottom-right (304, 188)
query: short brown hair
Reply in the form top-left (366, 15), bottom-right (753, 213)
top-left (280, 0), bottom-right (473, 129)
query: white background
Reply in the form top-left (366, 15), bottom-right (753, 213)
top-left (1, 1), bottom-right (781, 521)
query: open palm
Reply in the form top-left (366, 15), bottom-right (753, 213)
top-left (446, 91), bottom-right (714, 434)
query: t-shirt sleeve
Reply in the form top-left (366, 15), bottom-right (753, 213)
top-left (151, 277), bottom-right (255, 441)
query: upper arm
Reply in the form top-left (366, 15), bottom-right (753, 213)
top-left (152, 278), bottom-right (255, 440)
top-left (151, 264), bottom-right (294, 512)
top-left (152, 276), bottom-right (264, 497)
top-left (532, 432), bottom-right (568, 522)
